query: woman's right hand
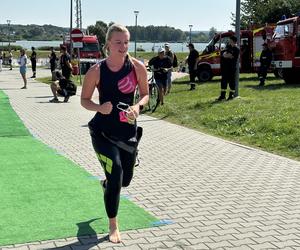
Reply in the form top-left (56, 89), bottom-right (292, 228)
top-left (99, 101), bottom-right (113, 115)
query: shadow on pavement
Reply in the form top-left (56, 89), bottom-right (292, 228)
top-left (26, 95), bottom-right (53, 99)
top-left (0, 88), bottom-right (24, 90)
top-left (46, 218), bottom-right (108, 250)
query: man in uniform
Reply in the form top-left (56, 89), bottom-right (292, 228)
top-left (258, 43), bottom-right (272, 86)
top-left (186, 43), bottom-right (199, 90)
top-left (217, 35), bottom-right (240, 101)
top-left (30, 47), bottom-right (37, 78)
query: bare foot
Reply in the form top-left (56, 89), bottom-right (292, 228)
top-left (109, 218), bottom-right (121, 243)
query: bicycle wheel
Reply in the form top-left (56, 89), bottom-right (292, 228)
top-left (134, 86), bottom-right (140, 105)
top-left (148, 83), bottom-right (159, 113)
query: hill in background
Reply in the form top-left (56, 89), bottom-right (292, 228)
top-left (0, 24), bottom-right (69, 41)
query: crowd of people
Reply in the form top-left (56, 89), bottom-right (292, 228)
top-left (0, 45), bottom-right (77, 102)
top-left (0, 35), bottom-right (273, 104)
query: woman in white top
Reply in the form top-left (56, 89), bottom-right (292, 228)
top-left (18, 49), bottom-right (27, 89)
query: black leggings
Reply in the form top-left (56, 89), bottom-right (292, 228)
top-left (90, 132), bottom-right (137, 218)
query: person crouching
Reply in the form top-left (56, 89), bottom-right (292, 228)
top-left (49, 71), bottom-right (76, 103)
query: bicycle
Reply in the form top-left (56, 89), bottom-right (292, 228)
top-left (134, 66), bottom-right (159, 113)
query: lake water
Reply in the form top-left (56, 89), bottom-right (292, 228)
top-left (1, 40), bottom-right (208, 53)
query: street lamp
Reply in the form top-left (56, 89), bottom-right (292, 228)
top-left (7, 20), bottom-right (11, 51)
top-left (134, 10), bottom-right (139, 58)
top-left (70, 0), bottom-right (73, 59)
top-left (235, 0), bottom-right (241, 97)
top-left (189, 24), bottom-right (193, 44)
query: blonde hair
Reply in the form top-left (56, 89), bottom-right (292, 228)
top-left (103, 23), bottom-right (130, 56)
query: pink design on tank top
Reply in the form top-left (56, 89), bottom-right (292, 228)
top-left (118, 70), bottom-right (137, 94)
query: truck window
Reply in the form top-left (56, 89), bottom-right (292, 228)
top-left (273, 23), bottom-right (294, 38)
top-left (81, 42), bottom-right (99, 52)
top-left (204, 37), bottom-right (218, 54)
top-left (220, 37), bottom-right (230, 50)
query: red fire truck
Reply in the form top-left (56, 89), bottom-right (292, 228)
top-left (196, 26), bottom-right (274, 82)
top-left (62, 34), bottom-right (102, 74)
top-left (270, 15), bottom-right (300, 83)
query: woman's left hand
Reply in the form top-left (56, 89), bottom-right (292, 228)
top-left (126, 104), bottom-right (140, 121)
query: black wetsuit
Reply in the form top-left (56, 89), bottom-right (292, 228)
top-left (88, 57), bottom-right (138, 218)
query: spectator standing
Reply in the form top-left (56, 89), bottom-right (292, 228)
top-left (258, 43), bottom-right (272, 86)
top-left (18, 49), bottom-right (28, 89)
top-left (30, 47), bottom-right (37, 78)
top-left (8, 50), bottom-right (13, 70)
top-left (164, 43), bottom-right (174, 94)
top-left (186, 43), bottom-right (199, 90)
top-left (59, 45), bottom-right (72, 80)
top-left (217, 36), bottom-right (240, 101)
top-left (148, 47), bottom-right (172, 105)
top-left (49, 47), bottom-right (57, 80)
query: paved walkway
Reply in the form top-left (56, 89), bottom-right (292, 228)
top-left (1, 68), bottom-right (300, 250)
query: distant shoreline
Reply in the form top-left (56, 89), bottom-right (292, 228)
top-left (1, 41), bottom-right (208, 53)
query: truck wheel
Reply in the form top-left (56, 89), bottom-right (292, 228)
top-left (197, 66), bottom-right (213, 82)
top-left (274, 68), bottom-right (283, 79)
top-left (282, 69), bottom-right (300, 84)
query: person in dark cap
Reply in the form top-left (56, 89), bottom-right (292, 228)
top-left (186, 43), bottom-right (199, 90)
top-left (30, 46), bottom-right (37, 78)
top-left (217, 35), bottom-right (240, 101)
top-left (258, 43), bottom-right (272, 86)
top-left (148, 47), bottom-right (172, 105)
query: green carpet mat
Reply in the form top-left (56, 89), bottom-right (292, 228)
top-left (0, 90), bottom-right (158, 246)
top-left (0, 91), bottom-right (30, 137)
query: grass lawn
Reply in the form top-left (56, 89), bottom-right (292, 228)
top-left (151, 73), bottom-right (300, 161)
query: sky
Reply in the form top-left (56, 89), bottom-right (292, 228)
top-left (1, 0), bottom-right (237, 31)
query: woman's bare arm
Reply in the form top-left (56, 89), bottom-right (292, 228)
top-left (81, 63), bottom-right (112, 114)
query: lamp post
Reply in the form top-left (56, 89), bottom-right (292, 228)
top-left (235, 0), bottom-right (241, 97)
top-left (70, 0), bottom-right (73, 59)
top-left (134, 10), bottom-right (139, 58)
top-left (189, 24), bottom-right (193, 44)
top-left (7, 20), bottom-right (11, 51)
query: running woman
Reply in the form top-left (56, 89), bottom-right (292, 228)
top-left (81, 24), bottom-right (149, 243)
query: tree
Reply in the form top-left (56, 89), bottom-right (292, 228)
top-left (240, 0), bottom-right (300, 27)
top-left (87, 21), bottom-right (108, 45)
top-left (208, 27), bottom-right (217, 40)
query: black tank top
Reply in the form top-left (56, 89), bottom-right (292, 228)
top-left (90, 57), bottom-right (138, 140)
